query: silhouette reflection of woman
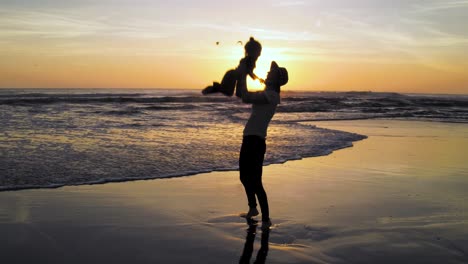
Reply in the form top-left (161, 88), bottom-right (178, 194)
top-left (239, 224), bottom-right (270, 264)
top-left (237, 61), bottom-right (289, 230)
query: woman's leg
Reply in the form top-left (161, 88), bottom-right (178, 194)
top-left (240, 136), bottom-right (270, 221)
top-left (254, 180), bottom-right (269, 221)
top-left (252, 139), bottom-right (269, 222)
top-left (240, 137), bottom-right (257, 209)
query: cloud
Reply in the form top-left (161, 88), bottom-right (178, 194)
top-left (1, 1), bottom-right (467, 71)
top-left (273, 1), bottom-right (307, 7)
top-left (187, 22), bottom-right (324, 42)
top-left (0, 8), bottom-right (188, 58)
top-left (411, 0), bottom-right (468, 13)
top-left (0, 9), bottom-right (178, 40)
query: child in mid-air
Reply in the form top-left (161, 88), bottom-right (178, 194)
top-left (202, 37), bottom-right (264, 98)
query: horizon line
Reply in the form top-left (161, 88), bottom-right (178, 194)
top-left (1, 87), bottom-right (467, 96)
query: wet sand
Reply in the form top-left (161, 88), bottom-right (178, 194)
top-left (1, 120), bottom-right (467, 263)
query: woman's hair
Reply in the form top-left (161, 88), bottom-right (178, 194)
top-left (244, 37), bottom-right (262, 57)
top-left (266, 61), bottom-right (288, 93)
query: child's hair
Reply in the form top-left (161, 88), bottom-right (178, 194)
top-left (244, 37), bottom-right (262, 57)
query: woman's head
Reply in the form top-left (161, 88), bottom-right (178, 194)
top-left (244, 37), bottom-right (262, 58)
top-left (266, 61), bottom-right (288, 93)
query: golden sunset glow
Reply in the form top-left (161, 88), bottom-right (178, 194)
top-left (246, 48), bottom-right (289, 91)
top-left (1, 1), bottom-right (468, 93)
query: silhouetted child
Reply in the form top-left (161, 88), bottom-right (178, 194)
top-left (202, 37), bottom-right (263, 97)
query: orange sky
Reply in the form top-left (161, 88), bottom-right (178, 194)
top-left (1, 1), bottom-right (468, 94)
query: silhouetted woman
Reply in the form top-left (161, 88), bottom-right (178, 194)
top-left (237, 60), bottom-right (288, 230)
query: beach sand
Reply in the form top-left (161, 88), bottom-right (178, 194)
top-left (1, 120), bottom-right (467, 263)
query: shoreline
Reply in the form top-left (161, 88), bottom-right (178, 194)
top-left (1, 117), bottom-right (466, 192)
top-left (0, 124), bottom-right (367, 193)
top-left (0, 117), bottom-right (468, 193)
top-left (1, 119), bottom-right (467, 263)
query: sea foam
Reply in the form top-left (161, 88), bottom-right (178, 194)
top-left (1, 89), bottom-right (467, 190)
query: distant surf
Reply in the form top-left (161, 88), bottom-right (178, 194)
top-left (1, 89), bottom-right (467, 191)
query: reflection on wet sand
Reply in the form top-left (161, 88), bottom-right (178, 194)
top-left (239, 219), bottom-right (270, 264)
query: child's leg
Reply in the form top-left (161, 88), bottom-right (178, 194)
top-left (219, 69), bottom-right (238, 96)
top-left (201, 69), bottom-right (238, 96)
top-left (201, 82), bottom-right (221, 95)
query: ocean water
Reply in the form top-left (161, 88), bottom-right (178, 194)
top-left (1, 89), bottom-right (467, 191)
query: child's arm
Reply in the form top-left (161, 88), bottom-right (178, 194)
top-left (236, 61), bottom-right (272, 104)
top-left (248, 72), bottom-right (265, 83)
top-left (241, 57), bottom-right (264, 83)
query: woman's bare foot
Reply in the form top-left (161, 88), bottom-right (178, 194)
top-left (261, 219), bottom-right (272, 230)
top-left (240, 207), bottom-right (259, 218)
top-left (246, 207), bottom-right (259, 218)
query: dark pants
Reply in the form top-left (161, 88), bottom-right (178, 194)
top-left (239, 135), bottom-right (270, 222)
